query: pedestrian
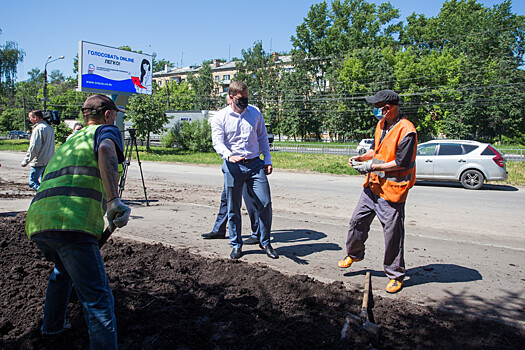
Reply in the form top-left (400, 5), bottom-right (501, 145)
top-left (202, 184), bottom-right (260, 244)
top-left (66, 122), bottom-right (84, 141)
top-left (21, 110), bottom-right (55, 191)
top-left (338, 89), bottom-right (417, 294)
top-left (210, 81), bottom-right (277, 259)
top-left (25, 94), bottom-right (131, 349)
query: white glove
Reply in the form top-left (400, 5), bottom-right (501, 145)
top-left (352, 161), bottom-right (373, 175)
top-left (106, 197), bottom-right (131, 232)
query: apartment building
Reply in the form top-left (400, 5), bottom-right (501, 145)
top-left (153, 53), bottom-right (292, 95)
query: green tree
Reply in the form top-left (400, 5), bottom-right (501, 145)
top-left (187, 63), bottom-right (219, 110)
top-left (0, 108), bottom-right (23, 132)
top-left (153, 58), bottom-right (174, 73)
top-left (235, 41), bottom-right (280, 112)
top-left (398, 0), bottom-right (525, 140)
top-left (156, 80), bottom-right (195, 111)
top-left (0, 29), bottom-right (25, 96)
top-left (126, 94), bottom-right (171, 151)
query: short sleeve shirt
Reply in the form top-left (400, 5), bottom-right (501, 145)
top-left (32, 125), bottom-right (125, 244)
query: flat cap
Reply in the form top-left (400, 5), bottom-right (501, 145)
top-left (365, 90), bottom-right (399, 105)
top-left (82, 94), bottom-right (125, 115)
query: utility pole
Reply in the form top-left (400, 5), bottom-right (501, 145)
top-left (166, 80), bottom-right (171, 110)
top-left (42, 55), bottom-right (65, 110)
top-left (22, 96), bottom-right (27, 132)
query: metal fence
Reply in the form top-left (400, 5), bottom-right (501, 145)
top-left (499, 149), bottom-right (525, 162)
top-left (271, 144), bottom-right (359, 156)
top-left (272, 144), bottom-right (525, 161)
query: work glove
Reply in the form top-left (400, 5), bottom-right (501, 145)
top-left (106, 197), bottom-right (131, 232)
top-left (352, 161), bottom-right (373, 175)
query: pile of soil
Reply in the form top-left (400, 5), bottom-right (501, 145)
top-left (0, 212), bottom-right (523, 349)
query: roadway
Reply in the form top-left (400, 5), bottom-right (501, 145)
top-left (1, 150), bottom-right (524, 327)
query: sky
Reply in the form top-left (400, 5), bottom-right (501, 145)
top-left (2, 0), bottom-right (524, 81)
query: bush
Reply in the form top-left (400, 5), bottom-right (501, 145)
top-left (53, 122), bottom-right (73, 144)
top-left (161, 119), bottom-right (213, 152)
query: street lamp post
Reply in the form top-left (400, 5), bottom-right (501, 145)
top-left (43, 55), bottom-right (65, 110)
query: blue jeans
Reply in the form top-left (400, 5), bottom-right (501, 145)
top-left (34, 239), bottom-right (117, 350)
top-left (212, 184), bottom-right (259, 238)
top-left (223, 158), bottom-right (272, 249)
top-left (29, 166), bottom-right (46, 191)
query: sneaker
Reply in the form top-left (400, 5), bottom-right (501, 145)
top-left (385, 279), bottom-right (403, 293)
top-left (243, 236), bottom-right (259, 245)
top-left (337, 256), bottom-right (363, 268)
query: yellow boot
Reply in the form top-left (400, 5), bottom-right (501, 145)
top-left (337, 256), bottom-right (363, 268)
top-left (385, 279), bottom-right (403, 293)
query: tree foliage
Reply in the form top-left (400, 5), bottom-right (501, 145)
top-left (279, 0), bottom-right (525, 143)
top-left (0, 29), bottom-right (25, 96)
top-left (187, 64), bottom-right (221, 110)
top-left (126, 94), bottom-right (171, 151)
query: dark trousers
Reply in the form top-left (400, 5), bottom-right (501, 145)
top-left (345, 187), bottom-right (406, 280)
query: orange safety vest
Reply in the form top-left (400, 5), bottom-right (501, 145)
top-left (364, 118), bottom-right (417, 203)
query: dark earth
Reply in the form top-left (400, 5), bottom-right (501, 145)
top-left (1, 181), bottom-right (524, 349)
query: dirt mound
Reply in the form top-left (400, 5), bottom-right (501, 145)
top-left (0, 213), bottom-right (523, 349)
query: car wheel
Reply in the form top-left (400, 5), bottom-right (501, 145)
top-left (358, 148), bottom-right (366, 155)
top-left (460, 169), bottom-right (484, 190)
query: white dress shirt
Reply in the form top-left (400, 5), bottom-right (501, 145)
top-left (211, 104), bottom-right (272, 165)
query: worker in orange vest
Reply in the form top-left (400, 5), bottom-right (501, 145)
top-left (338, 90), bottom-right (417, 294)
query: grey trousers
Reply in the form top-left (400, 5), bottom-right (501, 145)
top-left (345, 187), bottom-right (406, 280)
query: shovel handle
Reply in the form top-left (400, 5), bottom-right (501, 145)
top-left (360, 271), bottom-right (371, 319)
top-left (98, 227), bottom-right (114, 248)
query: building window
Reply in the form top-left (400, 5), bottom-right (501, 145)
top-left (214, 88), bottom-right (219, 94)
top-left (223, 87), bottom-right (228, 92)
top-left (223, 74), bottom-right (230, 80)
top-left (158, 80), bottom-right (163, 86)
top-left (215, 76), bottom-right (219, 82)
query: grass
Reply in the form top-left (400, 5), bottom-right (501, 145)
top-left (1, 139), bottom-right (523, 186)
top-left (504, 162), bottom-right (525, 186)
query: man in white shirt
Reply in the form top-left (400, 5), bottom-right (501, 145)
top-left (211, 81), bottom-right (277, 260)
top-left (21, 110), bottom-right (55, 191)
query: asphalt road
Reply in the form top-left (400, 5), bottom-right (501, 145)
top-left (1, 150), bottom-right (524, 327)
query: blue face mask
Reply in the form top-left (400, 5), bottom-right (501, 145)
top-left (373, 107), bottom-right (384, 120)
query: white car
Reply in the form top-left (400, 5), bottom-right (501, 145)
top-left (416, 140), bottom-right (508, 189)
top-left (357, 138), bottom-right (374, 155)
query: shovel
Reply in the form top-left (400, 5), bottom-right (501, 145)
top-left (98, 226), bottom-right (115, 248)
top-left (360, 271), bottom-right (379, 336)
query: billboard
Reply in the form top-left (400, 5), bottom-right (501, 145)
top-left (78, 41), bottom-right (153, 95)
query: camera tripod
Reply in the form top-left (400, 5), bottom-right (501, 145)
top-left (118, 129), bottom-right (149, 206)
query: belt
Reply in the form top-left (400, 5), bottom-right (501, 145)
top-left (238, 157), bottom-right (259, 164)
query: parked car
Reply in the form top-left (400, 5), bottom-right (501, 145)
top-left (357, 138), bottom-right (374, 154)
top-left (415, 140), bottom-right (507, 189)
top-left (8, 130), bottom-right (29, 139)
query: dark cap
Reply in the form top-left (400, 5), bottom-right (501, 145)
top-left (365, 90), bottom-right (399, 105)
top-left (81, 94), bottom-right (125, 116)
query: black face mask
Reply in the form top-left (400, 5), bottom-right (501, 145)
top-left (234, 97), bottom-right (249, 110)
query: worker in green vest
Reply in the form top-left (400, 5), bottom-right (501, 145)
top-left (25, 94), bottom-right (131, 350)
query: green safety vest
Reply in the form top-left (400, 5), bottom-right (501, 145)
top-left (26, 125), bottom-right (107, 240)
